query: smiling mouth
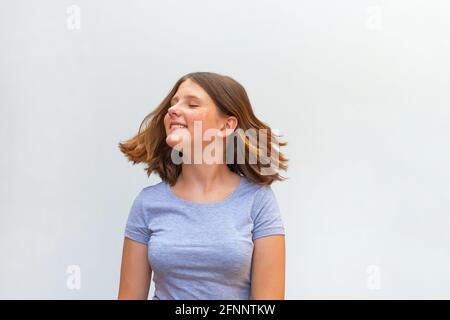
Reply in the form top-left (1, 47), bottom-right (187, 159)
top-left (170, 124), bottom-right (188, 132)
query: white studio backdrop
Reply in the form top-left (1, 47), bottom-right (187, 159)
top-left (1, 0), bottom-right (450, 299)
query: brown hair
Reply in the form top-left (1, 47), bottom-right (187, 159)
top-left (118, 72), bottom-right (288, 186)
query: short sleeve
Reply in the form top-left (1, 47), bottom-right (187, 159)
top-left (124, 190), bottom-right (151, 244)
top-left (251, 185), bottom-right (286, 241)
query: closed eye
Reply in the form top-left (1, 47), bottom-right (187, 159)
top-left (189, 105), bottom-right (199, 108)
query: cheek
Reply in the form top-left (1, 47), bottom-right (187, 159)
top-left (163, 114), bottom-right (170, 130)
top-left (186, 111), bottom-right (206, 130)
top-left (188, 110), bottom-right (204, 121)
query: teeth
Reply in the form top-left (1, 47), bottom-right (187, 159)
top-left (171, 124), bottom-right (186, 129)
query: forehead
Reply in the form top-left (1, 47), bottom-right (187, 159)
top-left (172, 79), bottom-right (209, 102)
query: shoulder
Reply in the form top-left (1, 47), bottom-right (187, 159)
top-left (127, 180), bottom-right (168, 221)
top-left (238, 176), bottom-right (278, 209)
top-left (138, 180), bottom-right (167, 201)
top-left (242, 179), bottom-right (285, 240)
top-left (252, 184), bottom-right (278, 211)
top-left (238, 176), bottom-right (265, 194)
top-left (240, 176), bottom-right (275, 196)
top-left (128, 180), bottom-right (169, 214)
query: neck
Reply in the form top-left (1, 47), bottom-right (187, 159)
top-left (177, 163), bottom-right (238, 193)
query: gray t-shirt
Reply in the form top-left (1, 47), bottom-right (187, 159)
top-left (124, 175), bottom-right (286, 300)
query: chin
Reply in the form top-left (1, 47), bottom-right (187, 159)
top-left (166, 134), bottom-right (182, 151)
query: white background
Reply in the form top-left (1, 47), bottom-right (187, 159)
top-left (1, 0), bottom-right (450, 299)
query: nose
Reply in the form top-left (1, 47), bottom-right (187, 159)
top-left (168, 103), bottom-right (181, 117)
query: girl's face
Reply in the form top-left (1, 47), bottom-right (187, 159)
top-left (163, 79), bottom-right (236, 156)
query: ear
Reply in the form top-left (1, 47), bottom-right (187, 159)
top-left (218, 116), bottom-right (238, 138)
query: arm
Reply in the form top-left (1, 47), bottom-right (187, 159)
top-left (118, 237), bottom-right (152, 299)
top-left (250, 234), bottom-right (285, 300)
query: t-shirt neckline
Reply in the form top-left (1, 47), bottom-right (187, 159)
top-left (164, 175), bottom-right (244, 208)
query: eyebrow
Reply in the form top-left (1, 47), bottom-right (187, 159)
top-left (170, 94), bottom-right (202, 104)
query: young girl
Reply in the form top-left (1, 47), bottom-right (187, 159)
top-left (117, 72), bottom-right (288, 300)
